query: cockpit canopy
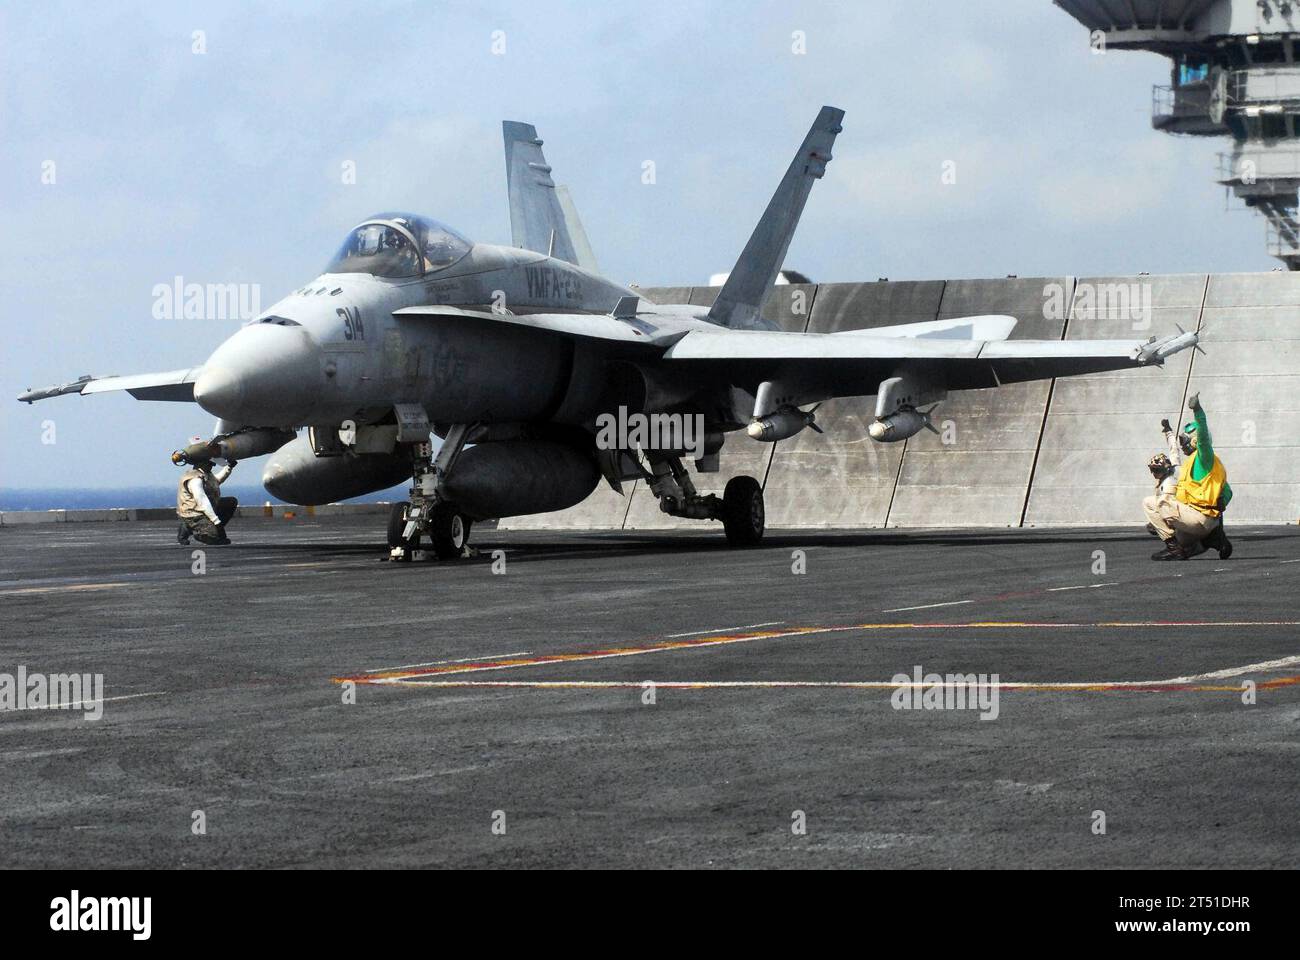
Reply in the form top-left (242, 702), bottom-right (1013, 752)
top-left (325, 213), bottom-right (472, 278)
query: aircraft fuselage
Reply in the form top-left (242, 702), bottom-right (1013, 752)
top-left (192, 242), bottom-right (659, 428)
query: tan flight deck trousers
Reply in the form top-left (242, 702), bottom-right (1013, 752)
top-left (1143, 493), bottom-right (1219, 553)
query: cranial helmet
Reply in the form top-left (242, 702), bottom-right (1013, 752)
top-left (1148, 452), bottom-right (1174, 480)
top-left (1179, 422), bottom-right (1197, 456)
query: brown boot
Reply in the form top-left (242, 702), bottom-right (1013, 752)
top-left (1151, 540), bottom-right (1189, 561)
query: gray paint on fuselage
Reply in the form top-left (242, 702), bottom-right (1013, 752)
top-left (249, 242), bottom-right (721, 428)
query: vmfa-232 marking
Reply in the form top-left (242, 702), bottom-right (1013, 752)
top-left (19, 106), bottom-right (1198, 559)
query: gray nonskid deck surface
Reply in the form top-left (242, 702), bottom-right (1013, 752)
top-left (1, 517), bottom-right (1297, 868)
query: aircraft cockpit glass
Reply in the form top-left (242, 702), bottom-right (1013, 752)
top-left (423, 226), bottom-right (469, 270)
top-left (326, 222), bottom-right (421, 278)
top-left (325, 214), bottom-right (471, 278)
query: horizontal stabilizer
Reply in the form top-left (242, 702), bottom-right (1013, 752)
top-left (667, 329), bottom-right (985, 361)
top-left (843, 315), bottom-right (1017, 341)
top-left (663, 327), bottom-right (1199, 392)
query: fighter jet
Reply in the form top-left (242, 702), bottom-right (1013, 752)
top-left (19, 106), bottom-right (1199, 558)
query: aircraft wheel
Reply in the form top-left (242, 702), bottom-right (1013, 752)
top-left (387, 501), bottom-right (421, 552)
top-left (722, 475), bottom-right (764, 546)
top-left (429, 502), bottom-right (472, 560)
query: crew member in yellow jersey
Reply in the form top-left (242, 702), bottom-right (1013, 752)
top-left (1142, 393), bottom-right (1233, 561)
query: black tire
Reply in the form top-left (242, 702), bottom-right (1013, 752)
top-left (387, 501), bottom-right (420, 551)
top-left (429, 502), bottom-right (472, 560)
top-left (722, 475), bottom-right (764, 546)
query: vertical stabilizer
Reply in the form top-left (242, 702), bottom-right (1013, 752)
top-left (503, 120), bottom-right (584, 266)
top-left (707, 106), bottom-right (843, 329)
top-left (555, 184), bottom-right (599, 273)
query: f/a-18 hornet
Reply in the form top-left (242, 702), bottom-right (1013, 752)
top-left (20, 106), bottom-right (1198, 559)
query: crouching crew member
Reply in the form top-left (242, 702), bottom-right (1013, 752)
top-left (1144, 415), bottom-right (1184, 538)
top-left (1142, 393), bottom-right (1232, 561)
top-left (173, 443), bottom-right (239, 545)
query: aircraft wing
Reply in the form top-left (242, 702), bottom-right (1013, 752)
top-left (395, 306), bottom-right (1198, 389)
top-left (18, 368), bottom-right (201, 404)
top-left (662, 327), bottom-right (1199, 392)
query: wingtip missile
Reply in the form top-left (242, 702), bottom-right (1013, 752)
top-left (1136, 329), bottom-right (1200, 364)
top-left (16, 375), bottom-right (95, 404)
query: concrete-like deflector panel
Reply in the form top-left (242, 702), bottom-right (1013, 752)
top-left (1025, 274), bottom-right (1207, 526)
top-left (886, 278), bottom-right (1070, 528)
top-left (506, 272), bottom-right (1299, 532)
top-left (639, 286), bottom-right (693, 307)
top-left (763, 281), bottom-right (945, 527)
top-left (1183, 272), bottom-right (1300, 523)
top-left (621, 285), bottom-right (816, 529)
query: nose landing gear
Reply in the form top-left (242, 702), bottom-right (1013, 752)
top-left (387, 500), bottom-right (473, 560)
top-left (428, 501), bottom-right (472, 559)
top-left (389, 422), bottom-right (476, 562)
top-left (387, 500), bottom-right (420, 553)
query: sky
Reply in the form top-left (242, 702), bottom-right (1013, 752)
top-left (0, 0), bottom-right (1274, 490)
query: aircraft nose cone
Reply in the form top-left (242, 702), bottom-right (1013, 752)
top-left (193, 366), bottom-right (244, 418)
top-left (194, 324), bottom-right (321, 423)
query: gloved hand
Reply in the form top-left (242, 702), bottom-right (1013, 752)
top-left (226, 459), bottom-right (239, 469)
top-left (1160, 418), bottom-right (1172, 434)
top-left (1188, 392), bottom-right (1201, 411)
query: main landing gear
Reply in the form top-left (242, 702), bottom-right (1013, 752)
top-left (644, 454), bottom-right (765, 546)
top-left (721, 475), bottom-right (765, 546)
top-left (389, 423), bottom-right (475, 562)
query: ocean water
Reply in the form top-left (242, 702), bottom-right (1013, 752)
top-left (0, 485), bottom-right (408, 511)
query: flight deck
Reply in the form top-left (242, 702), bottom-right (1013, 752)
top-left (2, 517), bottom-right (1297, 868)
